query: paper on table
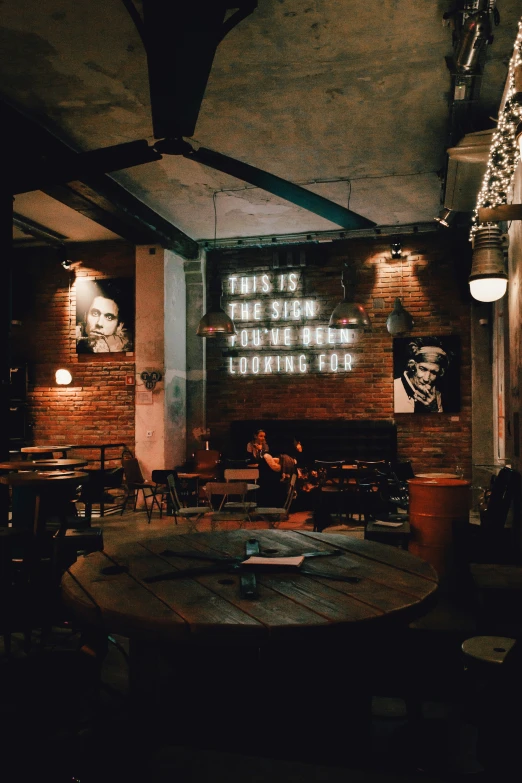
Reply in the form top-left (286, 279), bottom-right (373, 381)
top-left (372, 520), bottom-right (404, 527)
top-left (241, 555), bottom-right (305, 568)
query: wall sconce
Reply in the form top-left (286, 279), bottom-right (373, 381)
top-left (55, 368), bottom-right (73, 385)
top-left (469, 223), bottom-right (508, 302)
top-left (434, 207), bottom-right (456, 228)
top-left (390, 239), bottom-right (402, 259)
top-left (140, 370), bottom-right (163, 390)
top-left (328, 264), bottom-right (372, 331)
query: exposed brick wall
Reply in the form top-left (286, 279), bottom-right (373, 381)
top-left (206, 231), bottom-right (473, 473)
top-left (11, 241), bottom-right (135, 458)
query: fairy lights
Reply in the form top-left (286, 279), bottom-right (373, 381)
top-left (471, 17), bottom-right (522, 238)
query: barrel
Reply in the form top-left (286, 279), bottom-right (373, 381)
top-left (408, 477), bottom-right (471, 577)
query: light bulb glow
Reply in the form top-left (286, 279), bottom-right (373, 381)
top-left (469, 277), bottom-right (508, 302)
top-left (55, 368), bottom-right (72, 385)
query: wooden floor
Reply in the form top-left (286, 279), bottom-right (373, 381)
top-left (0, 506), bottom-right (498, 782)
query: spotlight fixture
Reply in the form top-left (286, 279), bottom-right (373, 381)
top-left (61, 259), bottom-right (73, 270)
top-left (328, 264), bottom-right (372, 331)
top-left (55, 368), bottom-right (72, 385)
top-left (390, 239), bottom-right (402, 259)
top-left (434, 207), bottom-right (456, 228)
top-left (469, 224), bottom-right (508, 302)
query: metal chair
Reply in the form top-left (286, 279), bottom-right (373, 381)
top-left (314, 460), bottom-right (348, 522)
top-left (166, 474), bottom-right (209, 530)
top-left (205, 481), bottom-right (253, 530)
top-left (121, 457), bottom-right (159, 520)
top-left (251, 473), bottom-right (297, 528)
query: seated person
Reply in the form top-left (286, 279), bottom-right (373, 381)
top-left (258, 440), bottom-right (298, 506)
top-left (246, 429), bottom-right (269, 463)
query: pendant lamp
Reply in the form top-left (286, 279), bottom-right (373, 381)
top-left (196, 254), bottom-right (237, 337)
top-left (328, 263), bottom-right (372, 331)
top-left (386, 256), bottom-right (414, 336)
top-left (386, 297), bottom-right (414, 336)
top-left (196, 195), bottom-right (237, 337)
top-left (469, 223), bottom-right (508, 303)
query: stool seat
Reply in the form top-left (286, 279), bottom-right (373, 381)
top-left (461, 635), bottom-right (517, 666)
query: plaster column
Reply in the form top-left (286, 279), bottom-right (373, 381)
top-left (185, 254), bottom-right (207, 457)
top-left (135, 245), bottom-right (188, 479)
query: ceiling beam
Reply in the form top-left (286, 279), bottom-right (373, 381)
top-left (478, 204), bottom-right (522, 223)
top-left (3, 99), bottom-right (200, 259)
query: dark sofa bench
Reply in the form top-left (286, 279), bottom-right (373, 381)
top-left (227, 419), bottom-right (397, 465)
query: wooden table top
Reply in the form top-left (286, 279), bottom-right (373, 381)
top-left (20, 445), bottom-right (73, 454)
top-left (0, 458), bottom-right (89, 472)
top-left (61, 530), bottom-right (438, 644)
top-left (0, 470), bottom-right (88, 486)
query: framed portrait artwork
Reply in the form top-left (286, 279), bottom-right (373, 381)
top-left (393, 335), bottom-right (460, 414)
top-left (76, 278), bottom-right (135, 354)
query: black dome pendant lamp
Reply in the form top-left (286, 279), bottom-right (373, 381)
top-left (386, 245), bottom-right (414, 336)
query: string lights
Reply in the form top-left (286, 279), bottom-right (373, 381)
top-left (471, 17), bottom-right (522, 236)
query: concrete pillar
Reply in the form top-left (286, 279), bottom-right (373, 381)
top-left (135, 245), bottom-right (189, 479)
top-left (185, 253), bottom-right (207, 458)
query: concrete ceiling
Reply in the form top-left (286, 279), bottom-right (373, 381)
top-left (2, 1), bottom-right (520, 256)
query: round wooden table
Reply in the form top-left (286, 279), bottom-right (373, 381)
top-left (61, 529), bottom-right (438, 761)
top-left (20, 445), bottom-right (73, 459)
top-left (62, 529), bottom-right (438, 641)
top-left (0, 458), bottom-right (89, 472)
top-left (0, 471), bottom-right (89, 534)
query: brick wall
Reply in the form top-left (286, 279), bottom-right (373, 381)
top-left (206, 230), bottom-right (473, 473)
top-left (11, 241), bottom-right (135, 458)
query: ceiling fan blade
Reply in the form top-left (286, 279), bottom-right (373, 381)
top-left (186, 146), bottom-right (375, 230)
top-left (12, 140), bottom-right (161, 195)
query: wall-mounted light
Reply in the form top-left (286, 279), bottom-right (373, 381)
top-left (390, 239), bottom-right (402, 259)
top-left (55, 368), bottom-right (72, 385)
top-left (434, 207), bottom-right (456, 228)
top-left (328, 264), bottom-right (371, 331)
top-left (469, 223), bottom-right (508, 302)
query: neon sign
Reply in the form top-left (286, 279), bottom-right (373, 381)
top-left (223, 271), bottom-right (356, 375)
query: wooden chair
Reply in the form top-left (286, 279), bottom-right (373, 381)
top-left (251, 473), bottom-right (297, 528)
top-left (314, 460), bottom-right (347, 522)
top-left (166, 474), bottom-right (209, 530)
top-left (354, 460), bottom-right (389, 523)
top-left (205, 481), bottom-right (252, 529)
top-left (121, 457), bottom-right (158, 520)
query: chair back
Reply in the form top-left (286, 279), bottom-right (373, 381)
top-left (167, 474), bottom-right (182, 512)
top-left (314, 460), bottom-right (345, 488)
top-left (193, 449), bottom-right (221, 481)
top-left (481, 467), bottom-right (519, 534)
top-left (206, 481), bottom-right (249, 511)
top-left (283, 473), bottom-right (297, 511)
top-left (122, 457), bottom-right (146, 486)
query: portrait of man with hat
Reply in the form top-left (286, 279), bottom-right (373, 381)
top-left (393, 336), bottom-right (458, 414)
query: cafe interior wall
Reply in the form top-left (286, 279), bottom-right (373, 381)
top-left (11, 240), bottom-right (136, 456)
top-left (205, 230), bottom-right (473, 473)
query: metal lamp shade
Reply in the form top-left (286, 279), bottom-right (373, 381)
top-left (328, 300), bottom-right (372, 330)
top-left (469, 224), bottom-right (508, 302)
top-left (386, 297), bottom-right (414, 336)
top-left (196, 308), bottom-right (237, 337)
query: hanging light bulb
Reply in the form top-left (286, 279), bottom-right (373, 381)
top-left (469, 224), bottom-right (508, 302)
top-left (328, 264), bottom-right (371, 330)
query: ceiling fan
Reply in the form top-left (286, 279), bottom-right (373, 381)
top-left (12, 0), bottom-right (375, 232)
